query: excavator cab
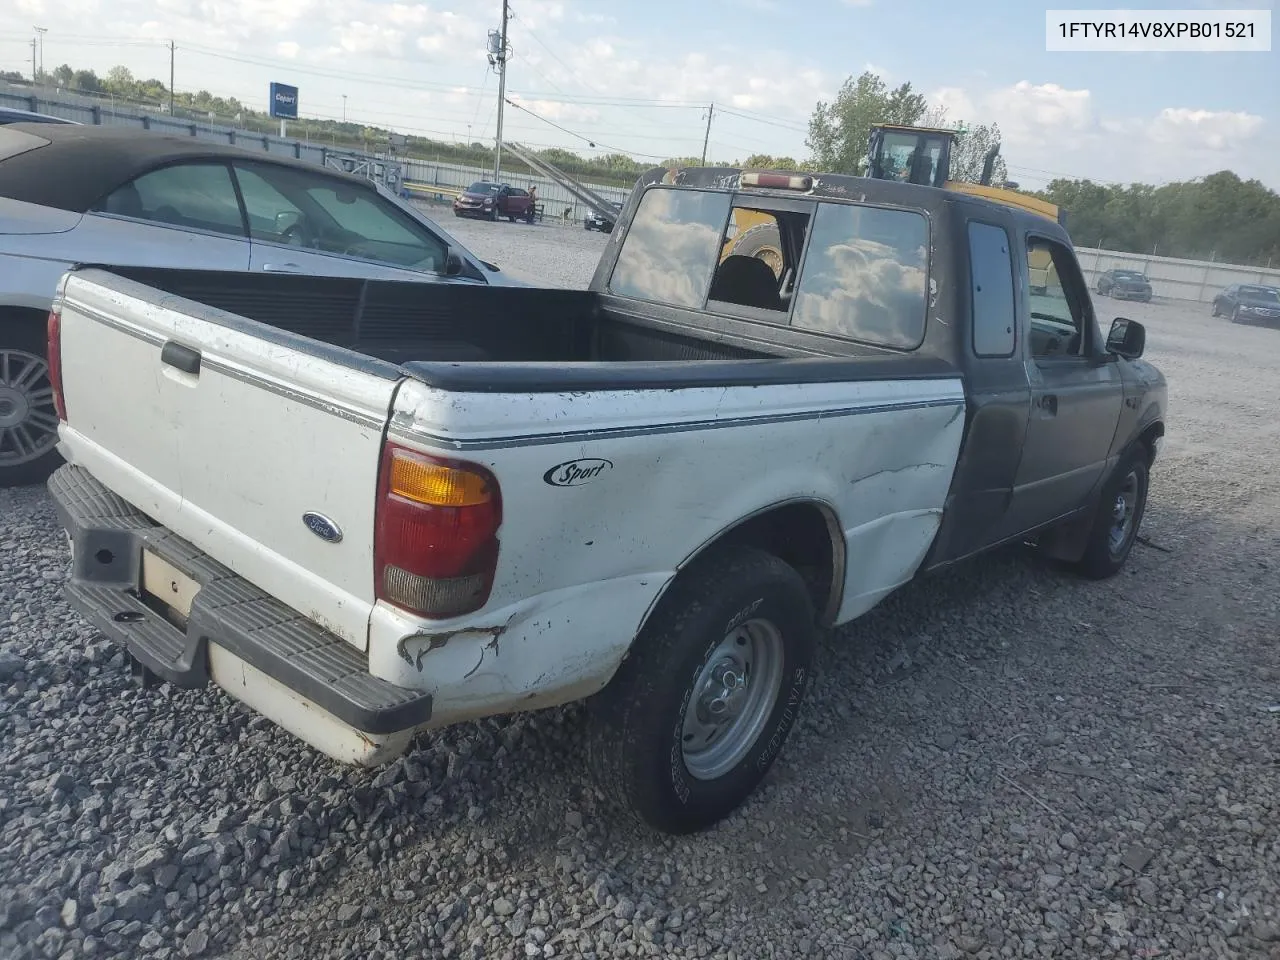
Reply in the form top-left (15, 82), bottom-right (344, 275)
top-left (866, 124), bottom-right (957, 188)
top-left (865, 122), bottom-right (1067, 227)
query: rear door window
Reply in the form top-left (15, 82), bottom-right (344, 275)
top-left (93, 162), bottom-right (245, 237)
top-left (968, 221), bottom-right (1017, 356)
top-left (790, 202), bottom-right (930, 349)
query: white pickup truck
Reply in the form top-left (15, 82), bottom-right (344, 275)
top-left (47, 166), bottom-right (1167, 834)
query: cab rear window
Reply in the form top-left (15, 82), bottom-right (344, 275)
top-left (609, 187), bottom-right (930, 351)
top-left (790, 202), bottom-right (930, 350)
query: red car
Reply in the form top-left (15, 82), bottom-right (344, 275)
top-left (453, 181), bottom-right (535, 222)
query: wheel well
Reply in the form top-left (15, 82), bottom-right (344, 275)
top-left (679, 501), bottom-right (844, 626)
top-left (1, 305), bottom-right (50, 333)
top-left (1137, 421), bottom-right (1164, 464)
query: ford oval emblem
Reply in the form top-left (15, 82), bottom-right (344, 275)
top-left (543, 458), bottom-right (613, 487)
top-left (302, 512), bottom-right (343, 543)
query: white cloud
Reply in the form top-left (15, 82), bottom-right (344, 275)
top-left (987, 80), bottom-right (1094, 134)
top-left (929, 80), bottom-right (1274, 187)
top-left (275, 40), bottom-right (299, 58)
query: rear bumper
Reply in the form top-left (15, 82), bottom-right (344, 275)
top-left (48, 464), bottom-right (432, 757)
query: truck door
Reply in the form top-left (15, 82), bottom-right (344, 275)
top-left (1006, 234), bottom-right (1124, 531)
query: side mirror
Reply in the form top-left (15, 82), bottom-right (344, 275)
top-left (443, 248), bottom-right (464, 276)
top-left (1107, 317), bottom-right (1145, 359)
top-left (274, 211), bottom-right (301, 232)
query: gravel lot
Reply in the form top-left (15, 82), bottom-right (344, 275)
top-left (2, 219), bottom-right (1279, 960)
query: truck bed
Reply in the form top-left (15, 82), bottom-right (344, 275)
top-left (103, 266), bottom-right (957, 392)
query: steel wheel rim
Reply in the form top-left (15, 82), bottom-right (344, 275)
top-left (681, 617), bottom-right (786, 782)
top-left (1108, 470), bottom-right (1140, 556)
top-left (0, 347), bottom-right (58, 467)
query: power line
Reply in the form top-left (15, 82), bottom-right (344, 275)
top-left (502, 97), bottom-right (671, 160)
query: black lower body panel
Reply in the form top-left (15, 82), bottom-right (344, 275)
top-left (47, 464), bottom-right (432, 735)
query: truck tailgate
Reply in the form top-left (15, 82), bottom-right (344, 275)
top-left (55, 269), bottom-right (401, 649)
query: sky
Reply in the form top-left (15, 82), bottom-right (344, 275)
top-left (1, 0), bottom-right (1277, 191)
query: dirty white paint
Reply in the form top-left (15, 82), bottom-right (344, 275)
top-left (379, 375), bottom-right (967, 720)
top-left (58, 272), bottom-right (395, 649)
top-left (207, 644), bottom-right (414, 766)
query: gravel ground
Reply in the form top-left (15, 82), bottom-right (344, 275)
top-left (2, 229), bottom-right (1278, 960)
top-left (420, 201), bottom-right (613, 288)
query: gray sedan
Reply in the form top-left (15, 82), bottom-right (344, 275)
top-left (0, 123), bottom-right (519, 486)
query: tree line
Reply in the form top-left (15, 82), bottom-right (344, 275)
top-left (4, 61), bottom-right (1277, 266)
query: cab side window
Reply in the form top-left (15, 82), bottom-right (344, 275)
top-left (1026, 237), bottom-right (1086, 359)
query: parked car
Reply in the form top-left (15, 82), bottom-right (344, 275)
top-left (0, 122), bottom-right (519, 487)
top-left (1096, 268), bottom-right (1152, 302)
top-left (46, 164), bottom-right (1165, 834)
top-left (1210, 283), bottom-right (1280, 325)
top-left (584, 202), bottom-right (622, 232)
top-left (0, 107), bottom-right (77, 125)
top-left (452, 181), bottom-right (535, 222)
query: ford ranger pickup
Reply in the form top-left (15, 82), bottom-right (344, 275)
top-left (46, 166), bottom-right (1167, 834)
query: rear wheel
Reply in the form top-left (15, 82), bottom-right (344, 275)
top-left (1070, 446), bottom-right (1149, 579)
top-left (0, 320), bottom-right (61, 487)
top-left (587, 546), bottom-right (816, 834)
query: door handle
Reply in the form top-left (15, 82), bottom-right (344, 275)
top-left (262, 262), bottom-right (301, 273)
top-left (1038, 394), bottom-right (1058, 415)
top-left (160, 341), bottom-right (201, 375)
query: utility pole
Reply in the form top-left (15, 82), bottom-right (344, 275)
top-left (492, 0), bottom-right (509, 181)
top-left (342, 94), bottom-right (347, 122)
top-left (169, 40), bottom-right (175, 117)
top-left (30, 38), bottom-right (36, 83)
top-left (701, 102), bottom-right (714, 165)
top-left (34, 27), bottom-right (46, 82)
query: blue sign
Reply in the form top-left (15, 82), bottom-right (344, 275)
top-left (269, 82), bottom-right (298, 120)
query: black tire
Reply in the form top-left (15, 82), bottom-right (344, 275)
top-left (728, 222), bottom-right (784, 277)
top-left (0, 319), bottom-right (62, 488)
top-left (489, 207), bottom-right (499, 222)
top-left (1070, 446), bottom-right (1150, 580)
top-left (587, 546), bottom-right (816, 834)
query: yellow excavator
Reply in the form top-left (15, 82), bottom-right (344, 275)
top-left (723, 123), bottom-right (1063, 288)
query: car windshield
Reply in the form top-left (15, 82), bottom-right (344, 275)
top-left (467, 182), bottom-right (501, 195)
top-left (1240, 286), bottom-right (1280, 303)
top-left (1115, 271), bottom-right (1144, 279)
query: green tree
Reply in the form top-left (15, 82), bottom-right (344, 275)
top-left (742, 153), bottom-right (800, 170)
top-left (805, 70), bottom-right (927, 174)
top-left (950, 123), bottom-right (1009, 185)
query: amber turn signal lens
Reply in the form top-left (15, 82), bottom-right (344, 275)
top-left (388, 450), bottom-right (492, 507)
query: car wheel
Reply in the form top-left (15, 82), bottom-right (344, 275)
top-left (586, 546), bottom-right (816, 834)
top-left (1070, 446), bottom-right (1150, 580)
top-left (1211, 301), bottom-right (1219, 316)
top-left (0, 320), bottom-right (62, 487)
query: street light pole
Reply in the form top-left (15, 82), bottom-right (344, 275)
top-left (342, 94), bottom-right (347, 122)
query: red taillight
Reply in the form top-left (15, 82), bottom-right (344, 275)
top-left (46, 308), bottom-right (66, 421)
top-left (373, 443), bottom-right (502, 619)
